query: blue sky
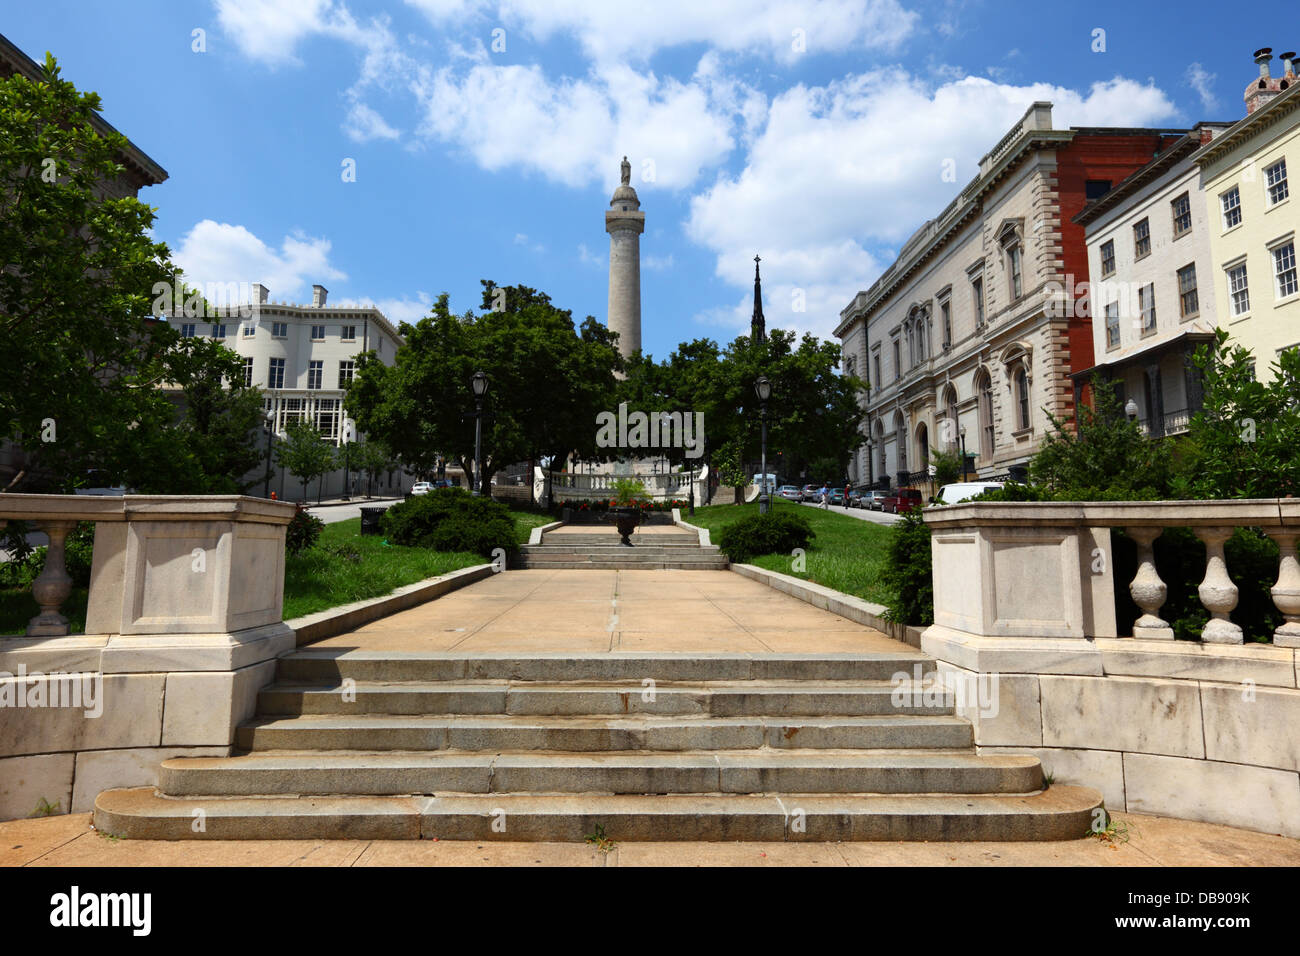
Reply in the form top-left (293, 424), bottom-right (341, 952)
top-left (4, 1), bottom-right (1274, 357)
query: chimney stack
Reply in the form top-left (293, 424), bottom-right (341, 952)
top-left (1256, 48), bottom-right (1273, 79)
top-left (312, 284), bottom-right (328, 307)
top-left (1282, 52), bottom-right (1297, 77)
top-left (252, 283), bottom-right (269, 305)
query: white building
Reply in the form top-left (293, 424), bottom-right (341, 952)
top-left (1072, 124), bottom-right (1231, 436)
top-left (182, 283), bottom-right (411, 501)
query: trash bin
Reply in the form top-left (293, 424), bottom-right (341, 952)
top-left (359, 506), bottom-right (385, 536)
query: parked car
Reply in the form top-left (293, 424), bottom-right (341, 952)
top-left (860, 490), bottom-right (889, 511)
top-left (430, 478), bottom-right (456, 489)
top-left (801, 484), bottom-right (821, 502)
top-left (410, 481), bottom-right (434, 496)
top-left (934, 481), bottom-right (1005, 505)
top-left (847, 490), bottom-right (863, 508)
top-left (882, 488), bottom-right (924, 514)
top-left (777, 485), bottom-right (803, 502)
top-left (828, 488), bottom-right (846, 506)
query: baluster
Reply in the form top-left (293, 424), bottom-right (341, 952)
top-left (27, 520), bottom-right (76, 636)
top-left (1127, 527), bottom-right (1173, 640)
top-left (1196, 528), bottom-right (1242, 644)
top-left (1267, 531), bottom-right (1300, 647)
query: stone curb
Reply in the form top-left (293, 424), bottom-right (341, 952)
top-left (528, 521), bottom-right (565, 545)
top-left (287, 564), bottom-right (495, 648)
top-left (731, 563), bottom-right (924, 648)
top-left (673, 511), bottom-right (711, 546)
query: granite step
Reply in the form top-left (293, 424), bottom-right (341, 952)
top-left (235, 713), bottom-right (974, 752)
top-left (155, 749), bottom-right (1042, 797)
top-left (94, 786), bottom-right (1104, 842)
top-left (256, 678), bottom-right (953, 717)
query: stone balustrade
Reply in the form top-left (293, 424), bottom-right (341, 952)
top-left (0, 494), bottom-right (300, 820)
top-left (920, 499), bottom-right (1300, 839)
top-left (923, 498), bottom-right (1300, 647)
top-left (548, 465), bottom-right (708, 503)
top-left (1, 494), bottom-right (298, 639)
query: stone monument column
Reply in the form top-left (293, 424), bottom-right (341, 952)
top-left (606, 156), bottom-right (645, 358)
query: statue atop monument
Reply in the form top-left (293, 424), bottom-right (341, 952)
top-left (620, 155), bottom-right (631, 186)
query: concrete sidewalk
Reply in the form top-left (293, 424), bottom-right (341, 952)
top-left (3, 811), bottom-right (1296, 866)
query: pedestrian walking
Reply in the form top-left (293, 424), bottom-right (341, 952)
top-left (820, 483), bottom-right (829, 508)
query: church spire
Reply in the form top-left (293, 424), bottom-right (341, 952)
top-left (751, 255), bottom-right (766, 344)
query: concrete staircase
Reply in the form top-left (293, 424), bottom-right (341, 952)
top-left (516, 528), bottom-right (728, 570)
top-left (94, 648), bottom-right (1103, 841)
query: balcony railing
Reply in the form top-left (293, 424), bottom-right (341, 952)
top-left (548, 466), bottom-right (709, 502)
top-left (925, 500), bottom-right (1300, 646)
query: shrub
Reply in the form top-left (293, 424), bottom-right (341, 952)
top-left (380, 487), bottom-right (517, 557)
top-left (0, 521), bottom-right (95, 589)
top-left (879, 508), bottom-right (933, 626)
top-left (286, 508), bottom-right (325, 556)
top-left (716, 510), bottom-right (814, 563)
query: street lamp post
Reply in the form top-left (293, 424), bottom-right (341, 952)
top-left (262, 412), bottom-right (275, 498)
top-left (471, 371), bottom-right (488, 496)
top-left (341, 423), bottom-right (351, 501)
top-left (959, 425), bottom-right (968, 482)
top-left (754, 375), bottom-right (772, 514)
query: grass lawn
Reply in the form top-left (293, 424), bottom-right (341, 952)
top-left (685, 500), bottom-right (895, 606)
top-left (0, 508), bottom-right (551, 634)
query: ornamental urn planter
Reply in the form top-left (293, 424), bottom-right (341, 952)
top-left (610, 507), bottom-right (642, 546)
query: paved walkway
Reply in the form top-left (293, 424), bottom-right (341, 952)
top-left (792, 500), bottom-right (901, 526)
top-left (306, 497), bottom-right (404, 524)
top-left (305, 568), bottom-right (904, 654)
top-left (3, 810), bottom-right (1296, 866)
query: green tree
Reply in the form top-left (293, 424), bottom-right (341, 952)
top-left (1181, 330), bottom-right (1300, 498)
top-left (276, 419), bottom-right (337, 503)
top-left (0, 54), bottom-right (261, 493)
top-left (351, 438), bottom-right (395, 497)
top-left (928, 448), bottom-right (963, 488)
top-left (1029, 375), bottom-right (1176, 500)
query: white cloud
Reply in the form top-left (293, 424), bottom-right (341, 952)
top-left (414, 55), bottom-right (745, 189)
top-left (687, 71), bottom-right (1178, 339)
top-left (334, 293), bottom-right (433, 324)
top-left (578, 242), bottom-right (606, 268)
top-left (214, 0), bottom-right (370, 65)
top-left (343, 101), bottom-right (400, 142)
top-left (513, 232), bottom-right (545, 252)
top-left (173, 219), bottom-right (346, 301)
top-left (644, 254), bottom-right (675, 271)
top-left (404, 0), bottom-right (918, 65)
top-left (1186, 62), bottom-right (1218, 112)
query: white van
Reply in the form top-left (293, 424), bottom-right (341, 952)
top-left (752, 473), bottom-right (778, 493)
top-left (934, 481), bottom-right (1004, 505)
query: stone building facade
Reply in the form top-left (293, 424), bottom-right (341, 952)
top-left (208, 284), bottom-right (411, 501)
top-left (1190, 52), bottom-right (1300, 382)
top-left (1073, 125), bottom-right (1230, 437)
top-left (836, 103), bottom-right (1185, 488)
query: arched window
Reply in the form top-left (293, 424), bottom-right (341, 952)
top-left (916, 423), bottom-right (929, 469)
top-left (944, 387), bottom-right (959, 448)
top-left (976, 369), bottom-right (994, 460)
top-left (1015, 366), bottom-right (1031, 430)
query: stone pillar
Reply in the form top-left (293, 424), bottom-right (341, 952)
top-left (1267, 531), bottom-right (1300, 647)
top-left (1127, 527), bottom-right (1173, 640)
top-left (1196, 528), bottom-right (1242, 644)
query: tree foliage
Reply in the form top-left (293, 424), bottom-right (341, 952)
top-left (0, 55), bottom-right (262, 493)
top-left (275, 419), bottom-right (337, 502)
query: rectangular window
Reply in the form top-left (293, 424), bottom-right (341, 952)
top-left (307, 360), bottom-right (323, 390)
top-left (339, 360), bottom-right (356, 387)
top-left (180, 323), bottom-right (196, 338)
top-left (1100, 240), bottom-right (1115, 277)
top-left (1139, 283), bottom-right (1156, 334)
top-left (1105, 302), bottom-right (1120, 348)
top-left (1085, 179), bottom-right (1112, 200)
top-left (1171, 192), bottom-right (1192, 237)
top-left (241, 357), bottom-right (254, 387)
top-left (972, 276), bottom-right (985, 326)
top-left (243, 323), bottom-right (256, 337)
top-left (211, 323), bottom-right (227, 338)
top-left (892, 341), bottom-right (900, 381)
top-left (1275, 241), bottom-right (1298, 299)
top-left (1266, 159), bottom-right (1289, 206)
top-left (1133, 218), bottom-right (1151, 259)
top-left (341, 325), bottom-right (357, 341)
top-left (940, 300), bottom-right (951, 347)
top-left (1006, 244), bottom-right (1022, 299)
top-left (272, 321), bottom-right (288, 338)
top-left (314, 398), bottom-right (339, 441)
top-left (1177, 263), bottom-right (1199, 318)
top-left (1222, 186), bottom-right (1242, 229)
top-left (311, 325), bottom-right (326, 341)
top-left (268, 357), bottom-right (285, 389)
top-left (278, 397), bottom-right (303, 430)
top-left (1228, 263), bottom-right (1250, 316)
top-left (872, 354), bottom-right (881, 389)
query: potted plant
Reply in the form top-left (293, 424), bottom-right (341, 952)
top-left (608, 478), bottom-right (648, 545)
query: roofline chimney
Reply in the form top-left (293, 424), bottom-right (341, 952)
top-left (1282, 52), bottom-right (1297, 76)
top-left (1255, 47), bottom-right (1274, 79)
top-left (312, 284), bottom-right (328, 307)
